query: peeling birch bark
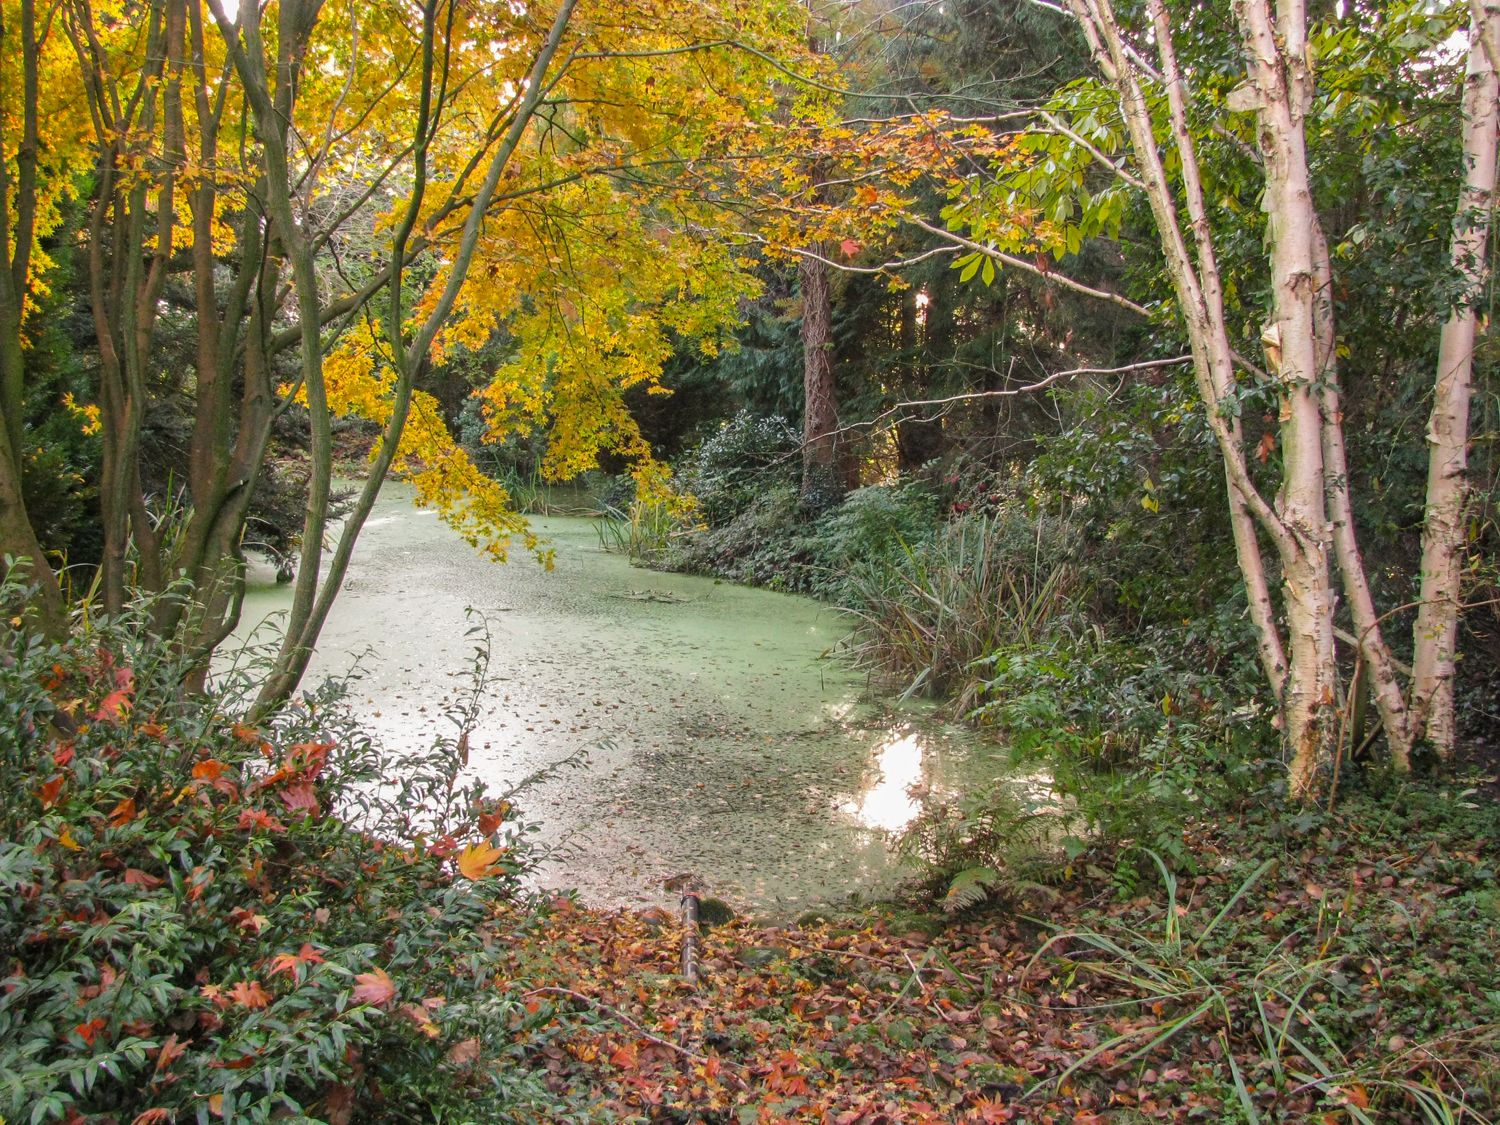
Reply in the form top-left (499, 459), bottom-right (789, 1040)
top-left (1235, 0), bottom-right (1341, 798)
top-left (1411, 15), bottom-right (1498, 759)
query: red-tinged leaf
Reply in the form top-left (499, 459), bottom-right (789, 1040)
top-left (268, 943), bottom-right (326, 977)
top-left (287, 740), bottom-right (333, 778)
top-left (192, 759), bottom-right (225, 781)
top-left (231, 721), bottom-right (261, 743)
top-left (138, 721), bottom-right (166, 738)
top-left (447, 1037), bottom-right (481, 1067)
top-left (237, 808), bottom-right (287, 833)
top-left (400, 1002), bottom-right (441, 1038)
top-left (109, 796), bottom-right (137, 827)
top-left (124, 867), bottom-right (164, 888)
top-left (74, 1018), bottom-right (107, 1045)
top-left (208, 1093), bottom-right (224, 1117)
top-left (228, 908), bottom-right (270, 933)
top-left (228, 980), bottom-right (272, 1009)
top-left (839, 239), bottom-right (863, 259)
top-left (475, 799), bottom-right (511, 837)
top-left (279, 779), bottom-right (319, 817)
top-left (210, 1053), bottom-right (259, 1070)
top-left (427, 834), bottom-right (460, 859)
top-left (352, 967), bottom-right (397, 1008)
top-left (323, 1083), bottom-right (356, 1125)
top-left (1256, 430), bottom-right (1277, 464)
top-left (130, 1110), bottom-right (174, 1125)
top-left (37, 775), bottom-right (65, 808)
top-left (609, 1041), bottom-right (639, 1068)
top-left (153, 1033), bottom-right (188, 1073)
top-left (457, 841), bottom-right (505, 880)
top-left (94, 682), bottom-right (133, 722)
top-left (52, 743), bottom-right (74, 767)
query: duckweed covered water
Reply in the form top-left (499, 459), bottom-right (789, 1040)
top-left (229, 484), bottom-right (1016, 915)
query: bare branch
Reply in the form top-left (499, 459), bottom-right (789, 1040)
top-left (829, 355), bottom-right (1193, 439)
top-left (909, 217), bottom-right (1150, 316)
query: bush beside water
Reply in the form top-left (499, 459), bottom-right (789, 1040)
top-left (0, 573), bottom-right (575, 1123)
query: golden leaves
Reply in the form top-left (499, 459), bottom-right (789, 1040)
top-left (457, 841), bottom-right (506, 880)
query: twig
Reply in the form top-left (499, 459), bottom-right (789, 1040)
top-left (524, 986), bottom-right (737, 1073)
top-left (825, 355), bottom-right (1193, 442)
top-left (909, 218), bottom-right (1151, 316)
top-left (820, 945), bottom-right (988, 990)
top-left (680, 894), bottom-right (700, 987)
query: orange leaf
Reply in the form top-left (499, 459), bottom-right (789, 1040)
top-left (154, 1033), bottom-right (187, 1073)
top-left (268, 942), bottom-right (326, 978)
top-left (37, 775), bottom-right (65, 808)
top-left (124, 867), bottom-right (164, 888)
top-left (475, 799), bottom-right (511, 837)
top-left (208, 1094), bottom-right (224, 1118)
top-left (447, 1037), bottom-right (481, 1067)
top-left (93, 684), bottom-right (133, 726)
top-left (109, 797), bottom-right (137, 827)
top-left (400, 1002), bottom-right (441, 1038)
top-left (279, 779), bottom-right (320, 817)
top-left (457, 841), bottom-right (505, 880)
top-left (228, 980), bottom-right (272, 1009)
top-left (352, 967), bottom-right (397, 1008)
top-left (237, 808), bottom-right (286, 833)
top-left (131, 1110), bottom-right (174, 1125)
top-left (192, 760), bottom-right (224, 781)
top-left (74, 1018), bottom-right (107, 1045)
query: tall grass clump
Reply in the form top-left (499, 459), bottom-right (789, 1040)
top-left (841, 509), bottom-right (1081, 699)
top-left (1029, 853), bottom-right (1499, 1122)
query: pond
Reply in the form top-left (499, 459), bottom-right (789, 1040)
top-left (228, 483), bottom-right (1016, 917)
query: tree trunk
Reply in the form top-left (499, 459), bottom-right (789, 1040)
top-left (800, 247), bottom-right (841, 506)
top-left (1235, 0), bottom-right (1341, 796)
top-left (1411, 16), bottom-right (1499, 757)
top-left (0, 0), bottom-right (64, 632)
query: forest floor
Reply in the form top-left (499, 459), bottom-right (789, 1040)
top-left (481, 786), bottom-right (1500, 1124)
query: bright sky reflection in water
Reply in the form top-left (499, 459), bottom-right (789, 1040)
top-left (844, 731), bottom-right (926, 832)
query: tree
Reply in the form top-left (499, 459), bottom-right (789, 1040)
top-left (920, 0), bottom-right (1497, 794)
top-left (0, 0), bottom-right (810, 709)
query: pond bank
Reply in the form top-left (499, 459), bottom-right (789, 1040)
top-left (228, 483), bottom-right (1018, 915)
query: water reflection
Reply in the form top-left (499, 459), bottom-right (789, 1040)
top-left (844, 731), bottom-right (927, 832)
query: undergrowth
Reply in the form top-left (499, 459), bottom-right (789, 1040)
top-left (0, 569), bottom-right (578, 1123)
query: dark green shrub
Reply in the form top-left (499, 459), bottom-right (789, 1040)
top-left (676, 412), bottom-right (800, 527)
top-left (662, 483), bottom-right (813, 590)
top-left (0, 570), bottom-right (574, 1123)
top-left (803, 482), bottom-right (941, 600)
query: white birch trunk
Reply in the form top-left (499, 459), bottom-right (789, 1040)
top-left (1235, 0), bottom-right (1341, 797)
top-left (1411, 14), bottom-right (1499, 758)
top-left (1067, 0), bottom-right (1292, 712)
